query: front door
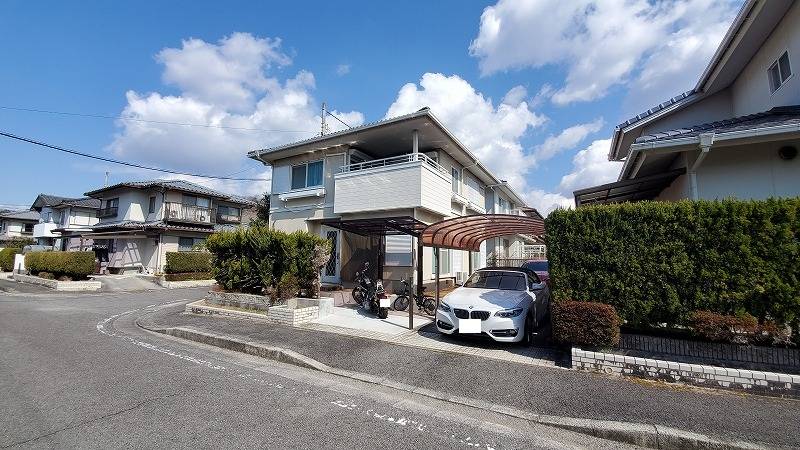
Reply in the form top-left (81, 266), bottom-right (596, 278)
top-left (320, 226), bottom-right (341, 284)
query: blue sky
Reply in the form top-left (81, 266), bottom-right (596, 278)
top-left (0, 0), bottom-right (740, 213)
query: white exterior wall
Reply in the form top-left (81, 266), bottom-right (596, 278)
top-left (731, 2), bottom-right (800, 116)
top-left (0, 220), bottom-right (25, 237)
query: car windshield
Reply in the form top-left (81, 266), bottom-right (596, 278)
top-left (523, 260), bottom-right (549, 272)
top-left (463, 271), bottom-right (527, 291)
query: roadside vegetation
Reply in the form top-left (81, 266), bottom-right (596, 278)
top-left (0, 247), bottom-right (21, 271)
top-left (164, 251), bottom-right (212, 281)
top-left (546, 197), bottom-right (799, 348)
top-left (205, 224), bottom-right (330, 300)
top-left (25, 251), bottom-right (95, 281)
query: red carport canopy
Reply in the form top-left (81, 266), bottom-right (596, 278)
top-left (421, 214), bottom-right (545, 251)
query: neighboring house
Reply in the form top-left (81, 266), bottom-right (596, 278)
top-left (29, 194), bottom-right (101, 250)
top-left (576, 0), bottom-right (800, 206)
top-left (0, 209), bottom-right (38, 247)
top-left (84, 180), bottom-right (255, 274)
top-left (248, 107), bottom-right (534, 290)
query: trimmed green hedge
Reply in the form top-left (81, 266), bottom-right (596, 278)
top-left (552, 300), bottom-right (620, 348)
top-left (545, 198), bottom-right (800, 329)
top-left (0, 248), bottom-right (21, 271)
top-left (164, 252), bottom-right (212, 274)
top-left (164, 272), bottom-right (212, 281)
top-left (205, 225), bottom-right (330, 296)
top-left (25, 251), bottom-right (95, 280)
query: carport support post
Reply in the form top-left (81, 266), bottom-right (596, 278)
top-left (412, 238), bottom-right (423, 330)
top-left (435, 247), bottom-right (440, 310)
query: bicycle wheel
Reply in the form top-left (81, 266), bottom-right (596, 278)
top-left (422, 297), bottom-right (436, 316)
top-left (393, 295), bottom-right (410, 311)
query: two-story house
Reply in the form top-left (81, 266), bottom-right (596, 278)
top-left (83, 179), bottom-right (254, 274)
top-left (576, 0), bottom-right (800, 206)
top-left (248, 108), bottom-right (533, 291)
top-left (0, 209), bottom-right (38, 248)
top-left (29, 194), bottom-right (101, 249)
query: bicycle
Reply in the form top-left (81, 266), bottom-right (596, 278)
top-left (392, 278), bottom-right (436, 316)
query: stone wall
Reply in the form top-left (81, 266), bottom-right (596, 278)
top-left (12, 273), bottom-right (101, 291)
top-left (268, 305), bottom-right (319, 326)
top-left (572, 347), bottom-right (800, 398)
top-left (206, 291), bottom-right (271, 311)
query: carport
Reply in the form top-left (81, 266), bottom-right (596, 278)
top-left (322, 214), bottom-right (546, 330)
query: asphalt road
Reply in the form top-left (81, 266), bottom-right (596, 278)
top-left (0, 282), bottom-right (633, 449)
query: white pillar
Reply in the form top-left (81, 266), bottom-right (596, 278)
top-left (412, 129), bottom-right (419, 154)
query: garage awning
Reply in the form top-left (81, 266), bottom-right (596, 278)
top-left (573, 168), bottom-right (686, 206)
top-left (319, 216), bottom-right (427, 237)
top-left (421, 214), bottom-right (545, 251)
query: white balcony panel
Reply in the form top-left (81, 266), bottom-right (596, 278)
top-left (334, 158), bottom-right (451, 215)
top-left (33, 222), bottom-right (58, 238)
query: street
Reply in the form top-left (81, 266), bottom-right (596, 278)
top-left (0, 284), bottom-right (634, 449)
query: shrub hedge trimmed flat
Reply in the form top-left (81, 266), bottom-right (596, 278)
top-left (25, 251), bottom-right (95, 280)
top-left (205, 225), bottom-right (330, 297)
top-left (164, 272), bottom-right (212, 282)
top-left (164, 252), bottom-right (212, 274)
top-left (545, 198), bottom-right (800, 330)
top-left (552, 300), bottom-right (621, 348)
top-left (0, 248), bottom-right (21, 271)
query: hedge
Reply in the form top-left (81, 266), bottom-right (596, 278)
top-left (545, 198), bottom-right (800, 330)
top-left (164, 272), bottom-right (212, 282)
top-left (552, 301), bottom-right (621, 348)
top-left (25, 251), bottom-right (95, 280)
top-left (205, 225), bottom-right (330, 297)
top-left (164, 252), bottom-right (212, 274)
top-left (0, 248), bottom-right (21, 271)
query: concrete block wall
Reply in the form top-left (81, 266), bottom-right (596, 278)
top-left (572, 347), bottom-right (800, 397)
top-left (267, 305), bottom-right (319, 326)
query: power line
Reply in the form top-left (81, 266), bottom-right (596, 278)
top-left (0, 105), bottom-right (316, 134)
top-left (326, 109), bottom-right (352, 129)
top-left (0, 130), bottom-right (270, 182)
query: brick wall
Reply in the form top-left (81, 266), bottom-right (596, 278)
top-left (572, 347), bottom-right (800, 398)
top-left (267, 305), bottom-right (319, 326)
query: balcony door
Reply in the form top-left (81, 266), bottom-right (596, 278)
top-left (320, 225), bottom-right (340, 284)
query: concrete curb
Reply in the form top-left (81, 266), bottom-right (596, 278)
top-left (136, 319), bottom-right (765, 449)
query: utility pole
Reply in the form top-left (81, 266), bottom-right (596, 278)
top-left (104, 171), bottom-right (109, 187)
top-left (320, 102), bottom-right (327, 136)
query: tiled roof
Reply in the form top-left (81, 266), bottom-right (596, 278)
top-left (0, 209), bottom-right (40, 221)
top-left (635, 106), bottom-right (800, 144)
top-left (91, 220), bottom-right (219, 233)
top-left (616, 90), bottom-right (696, 130)
top-left (53, 197), bottom-right (101, 209)
top-left (85, 179), bottom-right (253, 204)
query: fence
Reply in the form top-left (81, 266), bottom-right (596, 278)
top-left (617, 333), bottom-right (800, 374)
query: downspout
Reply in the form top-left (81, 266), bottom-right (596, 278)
top-left (689, 133), bottom-right (714, 200)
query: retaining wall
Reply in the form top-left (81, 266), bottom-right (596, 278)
top-left (12, 273), bottom-right (101, 291)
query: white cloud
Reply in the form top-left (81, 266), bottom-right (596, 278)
top-left (470, 0), bottom-right (738, 106)
top-left (336, 64), bottom-right (351, 76)
top-left (533, 118), bottom-right (603, 163)
top-left (109, 33), bottom-right (364, 197)
top-left (385, 73), bottom-right (546, 191)
top-left (525, 138), bottom-right (623, 216)
top-left (501, 85), bottom-right (528, 105)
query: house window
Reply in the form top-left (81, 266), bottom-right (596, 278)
top-left (451, 167), bottom-right (461, 194)
top-left (498, 197), bottom-right (507, 213)
top-left (24, 223), bottom-right (34, 233)
top-left (178, 237), bottom-right (206, 251)
top-left (470, 251), bottom-right (481, 271)
top-left (384, 235), bottom-right (412, 266)
top-left (291, 160), bottom-right (323, 190)
top-left (182, 195), bottom-right (210, 208)
top-left (148, 196), bottom-right (156, 214)
top-left (218, 205), bottom-right (241, 218)
top-left (769, 52), bottom-right (792, 93)
top-left (105, 198), bottom-right (119, 209)
top-left (432, 248), bottom-right (451, 275)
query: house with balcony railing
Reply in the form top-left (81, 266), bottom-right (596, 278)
top-left (248, 107), bottom-right (535, 289)
top-left (29, 194), bottom-right (100, 250)
top-left (83, 180), bottom-right (255, 274)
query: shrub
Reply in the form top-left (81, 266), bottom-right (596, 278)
top-left (552, 300), bottom-right (621, 348)
top-left (164, 272), bottom-right (212, 282)
top-left (545, 198), bottom-right (800, 330)
top-left (1, 237), bottom-right (34, 248)
top-left (0, 248), bottom-right (21, 271)
top-left (690, 310), bottom-right (793, 346)
top-left (205, 225), bottom-right (330, 296)
top-left (25, 251), bottom-right (95, 280)
top-left (275, 273), bottom-right (300, 302)
top-left (164, 252), bottom-right (212, 274)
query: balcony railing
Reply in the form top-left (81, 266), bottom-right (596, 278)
top-left (339, 153), bottom-right (448, 176)
top-left (164, 202), bottom-right (214, 224)
top-left (97, 207), bottom-right (119, 218)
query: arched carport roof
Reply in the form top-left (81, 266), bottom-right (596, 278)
top-left (422, 214), bottom-right (545, 252)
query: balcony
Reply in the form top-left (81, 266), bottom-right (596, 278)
top-left (216, 212), bottom-right (241, 224)
top-left (334, 153), bottom-right (451, 215)
top-left (164, 202), bottom-right (214, 224)
top-left (97, 207), bottom-right (119, 218)
top-left (33, 222), bottom-right (58, 238)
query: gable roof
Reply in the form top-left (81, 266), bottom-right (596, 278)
top-left (0, 209), bottom-right (40, 221)
top-left (30, 193), bottom-right (71, 209)
top-left (52, 197), bottom-right (102, 209)
top-left (84, 179), bottom-right (255, 205)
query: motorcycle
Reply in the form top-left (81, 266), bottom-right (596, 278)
top-left (352, 262), bottom-right (389, 319)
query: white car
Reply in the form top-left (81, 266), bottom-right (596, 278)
top-left (435, 267), bottom-right (550, 344)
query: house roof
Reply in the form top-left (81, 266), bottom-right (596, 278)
top-left (634, 106), bottom-right (800, 144)
top-left (85, 179), bottom-right (255, 205)
top-left (90, 220), bottom-right (224, 233)
top-left (31, 193), bottom-right (71, 209)
top-left (0, 209), bottom-right (40, 221)
top-left (52, 197), bottom-right (102, 209)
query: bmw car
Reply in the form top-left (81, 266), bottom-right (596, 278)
top-left (435, 267), bottom-right (550, 344)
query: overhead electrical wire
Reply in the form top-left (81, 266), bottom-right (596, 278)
top-left (0, 130), bottom-right (270, 181)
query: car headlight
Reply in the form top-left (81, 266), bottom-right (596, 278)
top-left (495, 308), bottom-right (523, 318)
top-left (438, 302), bottom-right (451, 312)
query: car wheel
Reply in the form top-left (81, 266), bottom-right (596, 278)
top-left (524, 314), bottom-right (534, 346)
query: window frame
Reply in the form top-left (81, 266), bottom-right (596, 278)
top-left (290, 159), bottom-right (324, 191)
top-left (148, 196), bottom-right (156, 214)
top-left (451, 167), bottom-right (461, 194)
top-left (178, 237), bottom-right (205, 252)
top-left (768, 51), bottom-right (792, 94)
